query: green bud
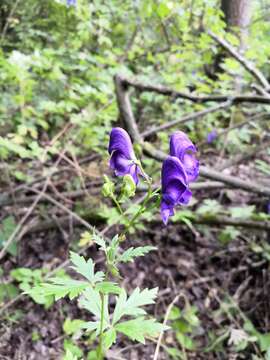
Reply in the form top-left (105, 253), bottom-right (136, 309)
top-left (102, 175), bottom-right (115, 198)
top-left (120, 174), bottom-right (136, 199)
top-left (133, 143), bottom-right (143, 157)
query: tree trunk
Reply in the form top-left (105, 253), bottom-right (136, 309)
top-left (221, 0), bottom-right (252, 52)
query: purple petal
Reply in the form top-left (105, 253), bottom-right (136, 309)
top-left (129, 164), bottom-right (140, 185)
top-left (110, 151), bottom-right (132, 175)
top-left (161, 156), bottom-right (191, 224)
top-left (170, 131), bottom-right (199, 182)
top-left (206, 130), bottom-right (218, 144)
top-left (182, 153), bottom-right (199, 182)
top-left (108, 128), bottom-right (135, 160)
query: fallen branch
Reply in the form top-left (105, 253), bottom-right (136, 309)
top-left (116, 74), bottom-right (270, 105)
top-left (193, 216), bottom-right (270, 231)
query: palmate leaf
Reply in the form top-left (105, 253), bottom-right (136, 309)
top-left (118, 246), bottom-right (156, 263)
top-left (28, 278), bottom-right (88, 301)
top-left (115, 317), bottom-right (167, 344)
top-left (79, 287), bottom-right (110, 326)
top-left (70, 251), bottom-right (104, 284)
top-left (113, 287), bottom-right (158, 324)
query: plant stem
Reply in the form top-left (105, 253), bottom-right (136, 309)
top-left (111, 195), bottom-right (124, 215)
top-left (97, 293), bottom-right (105, 360)
top-left (123, 179), bottom-right (153, 235)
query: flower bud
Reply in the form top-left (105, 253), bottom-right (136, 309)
top-left (102, 175), bottom-right (115, 198)
top-left (120, 174), bottom-right (136, 199)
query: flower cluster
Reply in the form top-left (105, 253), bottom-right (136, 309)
top-left (108, 128), bottom-right (199, 225)
top-left (161, 131), bottom-right (199, 224)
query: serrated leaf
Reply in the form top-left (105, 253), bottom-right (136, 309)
top-left (92, 233), bottom-right (106, 251)
top-left (70, 252), bottom-right (104, 284)
top-left (115, 317), bottom-right (167, 344)
top-left (95, 281), bottom-right (121, 295)
top-left (31, 278), bottom-right (88, 300)
top-left (113, 287), bottom-right (158, 324)
top-left (118, 246), bottom-right (156, 263)
top-left (103, 328), bottom-right (117, 349)
top-left (79, 287), bottom-right (109, 326)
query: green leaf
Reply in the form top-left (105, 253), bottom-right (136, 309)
top-left (0, 216), bottom-right (17, 256)
top-left (113, 287), bottom-right (158, 324)
top-left (82, 321), bottom-right (100, 333)
top-left (103, 328), bottom-right (117, 349)
top-left (79, 287), bottom-right (109, 325)
top-left (95, 281), bottom-right (121, 295)
top-left (118, 246), bottom-right (157, 263)
top-left (30, 278), bottom-right (88, 300)
top-left (63, 318), bottom-right (87, 335)
top-left (230, 206), bottom-right (255, 219)
top-left (92, 233), bottom-right (107, 251)
top-left (64, 339), bottom-right (83, 359)
top-left (115, 317), bottom-right (167, 344)
top-left (176, 332), bottom-right (195, 350)
top-left (70, 251), bottom-right (104, 284)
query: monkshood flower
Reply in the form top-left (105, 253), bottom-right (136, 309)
top-left (170, 131), bottom-right (199, 182)
top-left (206, 129), bottom-right (218, 144)
top-left (108, 127), bottom-right (141, 185)
top-left (66, 0), bottom-right (76, 6)
top-left (161, 156), bottom-right (192, 225)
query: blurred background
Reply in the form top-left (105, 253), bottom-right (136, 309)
top-left (0, 0), bottom-right (270, 359)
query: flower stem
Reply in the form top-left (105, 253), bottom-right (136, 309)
top-left (123, 179), bottom-right (153, 235)
top-left (111, 195), bottom-right (125, 215)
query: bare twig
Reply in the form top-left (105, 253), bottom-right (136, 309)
top-left (153, 293), bottom-right (184, 360)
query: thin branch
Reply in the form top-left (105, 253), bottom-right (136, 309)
top-left (153, 293), bottom-right (184, 360)
top-left (143, 142), bottom-right (270, 197)
top-left (208, 30), bottom-right (270, 91)
top-left (117, 74), bottom-right (270, 104)
top-left (193, 215), bottom-right (270, 231)
top-left (142, 100), bottom-right (232, 138)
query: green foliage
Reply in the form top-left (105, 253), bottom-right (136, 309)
top-left (11, 267), bottom-right (54, 307)
top-left (0, 216), bottom-right (17, 256)
top-left (115, 317), bottom-right (166, 344)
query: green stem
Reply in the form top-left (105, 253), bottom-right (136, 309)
top-left (123, 180), bottom-right (153, 235)
top-left (97, 293), bottom-right (105, 360)
top-left (111, 195), bottom-right (124, 215)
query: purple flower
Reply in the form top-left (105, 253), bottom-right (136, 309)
top-left (108, 127), bottom-right (141, 185)
top-left (206, 129), bottom-right (218, 144)
top-left (267, 202), bottom-right (270, 214)
top-left (161, 156), bottom-right (192, 225)
top-left (170, 131), bottom-right (199, 182)
top-left (66, 0), bottom-right (76, 6)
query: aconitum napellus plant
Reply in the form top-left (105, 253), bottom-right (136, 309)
top-left (29, 127), bottom-right (198, 359)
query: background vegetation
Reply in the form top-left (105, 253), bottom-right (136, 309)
top-left (0, 0), bottom-right (270, 359)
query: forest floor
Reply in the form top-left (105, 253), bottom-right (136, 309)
top-left (1, 155), bottom-right (269, 360)
top-left (0, 187), bottom-right (270, 360)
